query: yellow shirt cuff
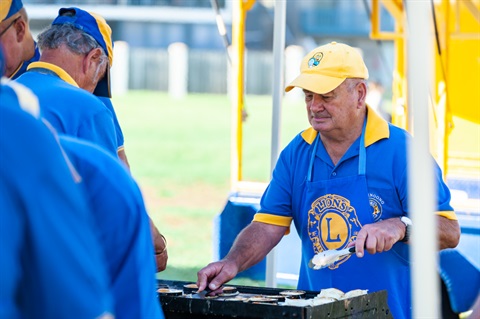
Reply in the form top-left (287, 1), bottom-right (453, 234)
top-left (436, 211), bottom-right (458, 220)
top-left (253, 213), bottom-right (292, 235)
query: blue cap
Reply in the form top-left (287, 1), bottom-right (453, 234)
top-left (52, 7), bottom-right (113, 98)
top-left (1, 0), bottom-right (23, 22)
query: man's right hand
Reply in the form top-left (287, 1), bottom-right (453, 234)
top-left (196, 259), bottom-right (239, 292)
top-left (196, 222), bottom-right (286, 292)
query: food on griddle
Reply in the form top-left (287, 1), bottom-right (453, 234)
top-left (226, 296), bottom-right (248, 302)
top-left (279, 290), bottom-right (306, 299)
top-left (283, 298), bottom-right (315, 307)
top-left (312, 296), bottom-right (336, 305)
top-left (268, 295), bottom-right (286, 302)
top-left (317, 287), bottom-right (344, 300)
top-left (248, 297), bottom-right (277, 304)
top-left (157, 288), bottom-right (183, 296)
top-left (219, 286), bottom-right (238, 296)
top-left (341, 289), bottom-right (368, 299)
top-left (219, 286), bottom-right (238, 297)
top-left (183, 283), bottom-right (199, 294)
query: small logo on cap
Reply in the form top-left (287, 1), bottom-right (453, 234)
top-left (308, 52), bottom-right (323, 68)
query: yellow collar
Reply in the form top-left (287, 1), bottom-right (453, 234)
top-left (9, 62), bottom-right (24, 79)
top-left (301, 105), bottom-right (390, 146)
top-left (27, 62), bottom-right (79, 88)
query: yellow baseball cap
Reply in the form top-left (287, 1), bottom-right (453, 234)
top-left (1, 0), bottom-right (23, 22)
top-left (285, 42), bottom-right (369, 94)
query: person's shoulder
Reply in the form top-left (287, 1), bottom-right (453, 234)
top-left (285, 128), bottom-right (314, 150)
top-left (17, 74), bottom-right (102, 107)
top-left (64, 86), bottom-right (105, 104)
top-left (0, 81), bottom-right (41, 135)
top-left (277, 128), bottom-right (313, 163)
top-left (59, 135), bottom-right (130, 180)
top-left (96, 96), bottom-right (115, 116)
top-left (0, 82), bottom-right (32, 113)
top-left (15, 69), bottom-right (61, 88)
top-left (0, 106), bottom-right (68, 181)
top-left (387, 123), bottom-right (412, 141)
top-left (372, 123), bottom-right (410, 163)
top-left (57, 87), bottom-right (110, 116)
top-left (0, 105), bottom-right (41, 140)
top-left (97, 96), bottom-right (113, 108)
top-left (59, 135), bottom-right (142, 205)
top-left (60, 135), bottom-right (120, 164)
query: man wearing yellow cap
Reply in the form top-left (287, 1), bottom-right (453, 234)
top-left (197, 42), bottom-right (461, 319)
top-left (0, 0), bottom-right (39, 79)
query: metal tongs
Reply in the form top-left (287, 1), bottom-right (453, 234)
top-left (191, 288), bottom-right (212, 299)
top-left (308, 246), bottom-right (356, 270)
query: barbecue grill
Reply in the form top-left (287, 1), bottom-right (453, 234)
top-left (157, 279), bottom-right (393, 319)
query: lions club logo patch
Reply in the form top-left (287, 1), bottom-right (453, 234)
top-left (308, 52), bottom-right (323, 68)
top-left (308, 194), bottom-right (362, 269)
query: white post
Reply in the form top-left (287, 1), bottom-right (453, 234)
top-left (284, 45), bottom-right (304, 101)
top-left (405, 1), bottom-right (439, 319)
top-left (111, 41), bottom-right (129, 96)
top-left (265, 0), bottom-right (287, 289)
top-left (168, 42), bottom-right (188, 99)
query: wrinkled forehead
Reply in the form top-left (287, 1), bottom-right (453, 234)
top-left (302, 79), bottom-right (349, 95)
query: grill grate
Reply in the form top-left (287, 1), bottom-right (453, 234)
top-left (157, 279), bottom-right (393, 319)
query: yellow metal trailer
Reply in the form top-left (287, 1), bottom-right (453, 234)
top-left (371, 0), bottom-right (480, 180)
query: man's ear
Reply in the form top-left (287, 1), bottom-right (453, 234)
top-left (14, 18), bottom-right (26, 43)
top-left (357, 81), bottom-right (367, 106)
top-left (89, 48), bottom-right (103, 62)
top-left (83, 48), bottom-right (103, 73)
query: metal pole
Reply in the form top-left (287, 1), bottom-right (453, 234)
top-left (230, 0), bottom-right (245, 190)
top-left (265, 0), bottom-right (287, 288)
top-left (405, 1), bottom-right (440, 318)
top-left (210, 0), bottom-right (232, 64)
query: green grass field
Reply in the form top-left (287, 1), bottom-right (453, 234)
top-left (112, 91), bottom-right (308, 286)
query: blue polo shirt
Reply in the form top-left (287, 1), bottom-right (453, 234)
top-left (256, 107), bottom-right (456, 227)
top-left (8, 49), bottom-right (126, 154)
top-left (14, 62), bottom-right (117, 155)
top-left (255, 107), bottom-right (457, 319)
top-left (58, 135), bottom-right (164, 319)
top-left (0, 84), bottom-right (114, 318)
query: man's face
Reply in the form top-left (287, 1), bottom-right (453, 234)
top-left (303, 80), bottom-right (361, 135)
top-left (0, 15), bottom-right (22, 77)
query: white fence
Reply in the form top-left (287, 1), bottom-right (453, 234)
top-left (112, 42), bottom-right (304, 97)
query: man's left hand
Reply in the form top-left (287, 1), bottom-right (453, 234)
top-left (354, 218), bottom-right (405, 258)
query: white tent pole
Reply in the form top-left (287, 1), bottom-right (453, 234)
top-left (405, 1), bottom-right (440, 318)
top-left (266, 0), bottom-right (287, 288)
